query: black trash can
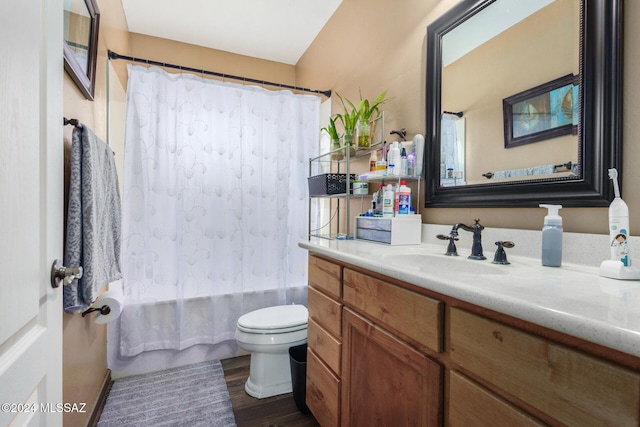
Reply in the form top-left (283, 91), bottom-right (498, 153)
top-left (289, 343), bottom-right (311, 414)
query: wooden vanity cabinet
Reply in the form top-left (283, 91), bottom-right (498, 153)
top-left (305, 254), bottom-right (640, 426)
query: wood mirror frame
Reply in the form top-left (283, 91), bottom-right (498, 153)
top-left (63, 0), bottom-right (100, 100)
top-left (425, 0), bottom-right (622, 207)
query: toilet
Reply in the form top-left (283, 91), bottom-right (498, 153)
top-left (234, 304), bottom-right (308, 399)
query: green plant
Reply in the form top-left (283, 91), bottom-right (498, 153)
top-left (334, 92), bottom-right (360, 135)
top-left (321, 116), bottom-right (340, 141)
top-left (357, 89), bottom-right (389, 123)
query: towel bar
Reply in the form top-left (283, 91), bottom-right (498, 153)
top-left (64, 117), bottom-right (80, 127)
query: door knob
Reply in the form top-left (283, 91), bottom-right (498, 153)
top-left (50, 259), bottom-right (83, 288)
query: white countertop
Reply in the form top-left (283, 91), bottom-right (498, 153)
top-left (299, 225), bottom-right (640, 358)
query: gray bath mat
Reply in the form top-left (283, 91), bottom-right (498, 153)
top-left (97, 360), bottom-right (236, 426)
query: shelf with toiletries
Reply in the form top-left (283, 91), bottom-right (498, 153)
top-left (308, 113), bottom-right (387, 240)
top-left (308, 113), bottom-right (424, 241)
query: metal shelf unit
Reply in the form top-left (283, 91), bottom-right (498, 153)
top-left (307, 112), bottom-right (421, 240)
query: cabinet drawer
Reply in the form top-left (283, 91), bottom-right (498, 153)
top-left (343, 268), bottom-right (443, 353)
top-left (308, 285), bottom-right (342, 337)
top-left (450, 308), bottom-right (640, 426)
top-left (307, 348), bottom-right (340, 427)
top-left (308, 317), bottom-right (341, 375)
top-left (448, 371), bottom-right (544, 427)
top-left (309, 255), bottom-right (341, 298)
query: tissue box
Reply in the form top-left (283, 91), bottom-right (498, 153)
top-left (355, 215), bottom-right (422, 245)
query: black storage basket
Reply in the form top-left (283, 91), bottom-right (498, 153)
top-left (308, 173), bottom-right (356, 196)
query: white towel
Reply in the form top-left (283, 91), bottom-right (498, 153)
top-left (493, 164), bottom-right (556, 179)
top-left (64, 125), bottom-right (122, 313)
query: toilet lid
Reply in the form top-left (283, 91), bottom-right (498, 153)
top-left (237, 304), bottom-right (308, 333)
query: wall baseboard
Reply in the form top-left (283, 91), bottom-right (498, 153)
top-left (88, 369), bottom-right (112, 427)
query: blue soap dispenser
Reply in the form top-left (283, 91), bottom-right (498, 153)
top-left (540, 204), bottom-right (563, 267)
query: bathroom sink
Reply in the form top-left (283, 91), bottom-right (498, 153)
top-left (379, 251), bottom-right (508, 276)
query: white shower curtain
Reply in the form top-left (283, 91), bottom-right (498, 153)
top-left (441, 115), bottom-right (460, 177)
top-left (119, 65), bottom-right (320, 357)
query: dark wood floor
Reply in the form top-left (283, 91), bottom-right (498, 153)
top-left (221, 355), bottom-right (320, 427)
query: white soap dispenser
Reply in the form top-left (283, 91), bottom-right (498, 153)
top-left (540, 204), bottom-right (563, 267)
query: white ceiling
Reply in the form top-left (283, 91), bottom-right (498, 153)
top-left (121, 0), bottom-right (343, 65)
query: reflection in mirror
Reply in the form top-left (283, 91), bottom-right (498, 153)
top-left (63, 0), bottom-right (99, 100)
top-left (441, 0), bottom-right (580, 187)
top-left (425, 0), bottom-right (623, 207)
top-left (440, 114), bottom-right (466, 186)
top-left (64, 0), bottom-right (91, 74)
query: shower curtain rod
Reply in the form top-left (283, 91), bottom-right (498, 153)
top-left (108, 50), bottom-right (332, 98)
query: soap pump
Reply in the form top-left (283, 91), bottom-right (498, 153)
top-left (540, 204), bottom-right (563, 267)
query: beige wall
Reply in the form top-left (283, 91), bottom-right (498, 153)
top-left (297, 0), bottom-right (639, 234)
top-left (62, 0), bottom-right (130, 424)
top-left (127, 34), bottom-right (296, 87)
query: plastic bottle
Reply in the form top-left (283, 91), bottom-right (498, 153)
top-left (382, 184), bottom-right (395, 218)
top-left (375, 185), bottom-right (384, 216)
top-left (369, 150), bottom-right (378, 172)
top-left (608, 168), bottom-right (630, 266)
top-left (400, 148), bottom-right (408, 176)
top-left (407, 152), bottom-right (416, 177)
top-left (540, 204), bottom-right (563, 267)
top-left (371, 191), bottom-right (377, 215)
top-left (394, 183), bottom-right (400, 213)
top-left (413, 134), bottom-right (424, 176)
top-left (397, 180), bottom-right (411, 214)
top-left (388, 141), bottom-right (401, 176)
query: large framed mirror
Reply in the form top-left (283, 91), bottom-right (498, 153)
top-left (425, 0), bottom-right (622, 207)
top-left (63, 0), bottom-right (100, 100)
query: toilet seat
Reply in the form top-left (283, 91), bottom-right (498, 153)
top-left (237, 304), bottom-right (308, 334)
top-left (237, 323), bottom-right (307, 334)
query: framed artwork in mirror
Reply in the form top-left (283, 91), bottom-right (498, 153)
top-left (63, 0), bottom-right (100, 100)
top-left (503, 74), bottom-right (579, 149)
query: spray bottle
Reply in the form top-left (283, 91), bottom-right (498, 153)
top-left (540, 204), bottom-right (563, 267)
top-left (608, 168), bottom-right (630, 266)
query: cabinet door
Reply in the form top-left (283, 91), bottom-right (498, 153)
top-left (341, 308), bottom-right (442, 427)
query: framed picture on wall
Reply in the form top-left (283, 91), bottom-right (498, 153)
top-left (503, 74), bottom-right (578, 148)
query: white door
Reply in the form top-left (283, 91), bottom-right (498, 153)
top-left (0, 1), bottom-right (64, 426)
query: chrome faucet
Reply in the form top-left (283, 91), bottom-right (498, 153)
top-left (437, 218), bottom-right (486, 260)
